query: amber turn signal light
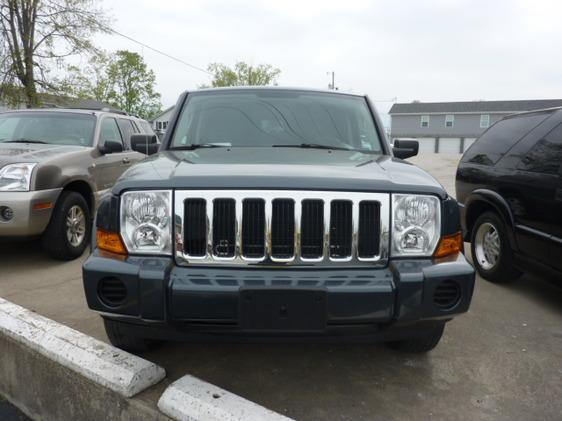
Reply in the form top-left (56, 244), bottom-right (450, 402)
top-left (434, 232), bottom-right (463, 258)
top-left (97, 229), bottom-right (127, 255)
top-left (32, 202), bottom-right (53, 210)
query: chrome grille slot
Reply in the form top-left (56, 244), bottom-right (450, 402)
top-left (329, 200), bottom-right (353, 259)
top-left (175, 191), bottom-right (390, 267)
top-left (271, 199), bottom-right (295, 259)
top-left (242, 199), bottom-right (266, 258)
top-left (212, 199), bottom-right (235, 258)
top-left (358, 201), bottom-right (381, 258)
top-left (184, 199), bottom-right (207, 256)
top-left (301, 200), bottom-right (324, 259)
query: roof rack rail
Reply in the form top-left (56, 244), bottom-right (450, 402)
top-left (72, 106), bottom-right (130, 115)
top-left (39, 103), bottom-right (63, 109)
top-left (39, 103), bottom-right (130, 115)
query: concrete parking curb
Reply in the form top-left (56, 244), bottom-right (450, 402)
top-left (0, 298), bottom-right (165, 397)
top-left (158, 375), bottom-right (293, 421)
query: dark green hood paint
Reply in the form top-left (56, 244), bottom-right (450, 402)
top-left (113, 148), bottom-right (447, 198)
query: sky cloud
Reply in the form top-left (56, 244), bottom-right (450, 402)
top-left (95, 0), bottom-right (562, 116)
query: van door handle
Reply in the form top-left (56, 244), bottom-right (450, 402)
top-left (556, 188), bottom-right (562, 202)
top-left (122, 157), bottom-right (131, 164)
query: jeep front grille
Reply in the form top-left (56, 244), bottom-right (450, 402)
top-left (174, 190), bottom-right (389, 267)
top-left (358, 201), bottom-right (381, 257)
top-left (183, 198), bottom-right (206, 256)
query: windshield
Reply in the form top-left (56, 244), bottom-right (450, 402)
top-left (170, 90), bottom-right (383, 153)
top-left (0, 112), bottom-right (96, 146)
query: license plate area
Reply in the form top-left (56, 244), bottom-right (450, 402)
top-left (240, 289), bottom-right (326, 332)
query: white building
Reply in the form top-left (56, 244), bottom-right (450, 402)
top-left (151, 106), bottom-right (174, 134)
top-left (389, 99), bottom-right (562, 154)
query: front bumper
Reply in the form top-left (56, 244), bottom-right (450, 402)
top-left (83, 250), bottom-right (475, 341)
top-left (0, 188), bottom-right (62, 237)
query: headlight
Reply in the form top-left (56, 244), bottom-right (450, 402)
top-left (0, 163), bottom-right (36, 191)
top-left (120, 190), bottom-right (172, 255)
top-left (392, 194), bottom-right (440, 257)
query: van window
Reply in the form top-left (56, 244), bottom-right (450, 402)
top-left (518, 123), bottom-right (562, 175)
top-left (462, 112), bottom-right (550, 166)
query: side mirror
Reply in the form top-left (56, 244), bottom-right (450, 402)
top-left (99, 140), bottom-right (123, 154)
top-left (131, 134), bottom-right (159, 155)
top-left (393, 139), bottom-right (419, 159)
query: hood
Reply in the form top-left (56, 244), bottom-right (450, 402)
top-left (0, 143), bottom-right (87, 167)
top-left (114, 147), bottom-right (446, 197)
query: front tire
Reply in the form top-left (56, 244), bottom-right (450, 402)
top-left (470, 211), bottom-right (521, 283)
top-left (42, 191), bottom-right (91, 260)
top-left (103, 318), bottom-right (150, 353)
top-left (388, 324), bottom-right (445, 353)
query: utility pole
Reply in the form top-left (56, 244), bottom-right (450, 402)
top-left (327, 71), bottom-right (337, 90)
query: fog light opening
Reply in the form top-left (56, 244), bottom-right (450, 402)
top-left (0, 206), bottom-right (14, 222)
top-left (97, 277), bottom-right (127, 307)
top-left (433, 280), bottom-right (461, 310)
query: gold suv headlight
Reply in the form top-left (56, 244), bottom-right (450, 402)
top-left (0, 163), bottom-right (36, 191)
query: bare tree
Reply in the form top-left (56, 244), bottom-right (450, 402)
top-left (0, 0), bottom-right (109, 107)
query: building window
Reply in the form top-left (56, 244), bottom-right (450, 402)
top-left (420, 115), bottom-right (430, 128)
top-left (480, 114), bottom-right (490, 128)
top-left (445, 114), bottom-right (454, 128)
top-left (163, 121), bottom-right (168, 130)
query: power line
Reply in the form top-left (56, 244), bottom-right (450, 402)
top-left (105, 27), bottom-right (212, 76)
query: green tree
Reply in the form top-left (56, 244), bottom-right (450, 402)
top-left (106, 50), bottom-right (162, 119)
top-left (64, 51), bottom-right (112, 102)
top-left (206, 61), bottom-right (281, 87)
top-left (0, 0), bottom-right (109, 107)
top-left (67, 50), bottom-right (162, 119)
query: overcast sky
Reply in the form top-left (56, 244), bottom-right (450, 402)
top-left (95, 0), bottom-right (562, 117)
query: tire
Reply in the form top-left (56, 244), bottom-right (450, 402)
top-left (42, 191), bottom-right (91, 260)
top-left (388, 324), bottom-right (445, 353)
top-left (470, 211), bottom-right (521, 283)
top-left (103, 318), bottom-right (150, 353)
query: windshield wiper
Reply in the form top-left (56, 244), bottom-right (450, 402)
top-left (171, 143), bottom-right (227, 150)
top-left (3, 138), bottom-right (48, 144)
top-left (272, 143), bottom-right (354, 152)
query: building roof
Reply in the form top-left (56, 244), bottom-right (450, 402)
top-left (150, 105), bottom-right (174, 121)
top-left (0, 90), bottom-right (122, 113)
top-left (388, 99), bottom-right (562, 114)
top-left (39, 95), bottom-right (119, 112)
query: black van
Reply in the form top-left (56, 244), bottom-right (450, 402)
top-left (456, 108), bottom-right (562, 282)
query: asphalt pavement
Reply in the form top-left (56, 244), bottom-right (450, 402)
top-left (0, 396), bottom-right (29, 421)
top-left (1, 154), bottom-right (561, 420)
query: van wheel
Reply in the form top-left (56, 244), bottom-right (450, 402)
top-left (103, 318), bottom-right (150, 353)
top-left (42, 191), bottom-right (91, 260)
top-left (388, 324), bottom-right (445, 353)
top-left (470, 211), bottom-right (521, 283)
